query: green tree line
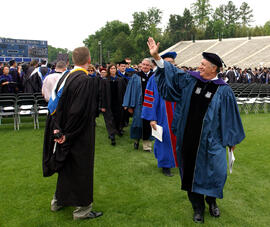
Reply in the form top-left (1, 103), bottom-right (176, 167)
top-left (47, 45), bottom-right (72, 64)
top-left (50, 1), bottom-right (270, 64)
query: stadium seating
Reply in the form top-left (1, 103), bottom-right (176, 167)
top-left (160, 36), bottom-right (270, 69)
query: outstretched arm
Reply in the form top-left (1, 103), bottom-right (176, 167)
top-left (147, 37), bottom-right (186, 102)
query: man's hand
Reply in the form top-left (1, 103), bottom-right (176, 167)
top-left (53, 129), bottom-right (66, 144)
top-left (150, 121), bottom-right (157, 130)
top-left (147, 37), bottom-right (161, 60)
top-left (128, 108), bottom-right (134, 114)
top-left (101, 108), bottom-right (106, 112)
top-left (2, 81), bottom-right (9, 85)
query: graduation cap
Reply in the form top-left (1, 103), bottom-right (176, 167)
top-left (117, 60), bottom-right (127, 65)
top-left (161, 52), bottom-right (177, 60)
top-left (202, 52), bottom-right (226, 68)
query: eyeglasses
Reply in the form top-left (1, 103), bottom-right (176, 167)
top-left (89, 69), bottom-right (95, 72)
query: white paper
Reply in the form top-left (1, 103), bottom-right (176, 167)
top-left (53, 142), bottom-right (57, 154)
top-left (228, 147), bottom-right (235, 174)
top-left (151, 124), bottom-right (163, 142)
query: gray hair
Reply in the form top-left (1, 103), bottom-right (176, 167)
top-left (142, 58), bottom-right (151, 64)
top-left (56, 60), bottom-right (67, 69)
top-left (211, 63), bottom-right (220, 73)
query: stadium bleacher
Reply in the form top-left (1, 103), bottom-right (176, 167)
top-left (160, 36), bottom-right (270, 69)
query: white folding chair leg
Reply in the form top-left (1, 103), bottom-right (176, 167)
top-left (13, 115), bottom-right (16, 130)
top-left (33, 113), bottom-right (36, 129)
top-left (36, 115), bottom-right (39, 129)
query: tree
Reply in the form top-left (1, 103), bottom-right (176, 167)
top-left (212, 5), bottom-right (226, 22)
top-left (182, 8), bottom-right (195, 40)
top-left (83, 20), bottom-right (132, 64)
top-left (239, 2), bottom-right (254, 26)
top-left (224, 1), bottom-right (239, 26)
top-left (191, 0), bottom-right (212, 28)
top-left (205, 19), bottom-right (225, 39)
top-left (111, 32), bottom-right (135, 63)
top-left (47, 45), bottom-right (72, 63)
top-left (131, 7), bottom-right (162, 34)
top-left (263, 21), bottom-right (270, 35)
top-left (166, 8), bottom-right (195, 43)
top-left (131, 7), bottom-right (163, 62)
top-left (251, 26), bottom-right (265, 36)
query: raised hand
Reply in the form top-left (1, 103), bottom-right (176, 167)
top-left (147, 37), bottom-right (161, 60)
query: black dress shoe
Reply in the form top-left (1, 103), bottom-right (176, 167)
top-left (143, 149), bottom-right (152, 152)
top-left (193, 210), bottom-right (204, 223)
top-left (134, 142), bottom-right (139, 150)
top-left (162, 168), bottom-right (173, 177)
top-left (208, 202), bottom-right (220, 217)
top-left (109, 135), bottom-right (116, 146)
top-left (118, 132), bottom-right (123, 137)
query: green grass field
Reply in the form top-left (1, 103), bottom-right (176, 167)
top-left (0, 113), bottom-right (269, 227)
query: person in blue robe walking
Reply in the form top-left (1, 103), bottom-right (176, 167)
top-left (147, 37), bottom-right (245, 224)
top-left (141, 52), bottom-right (178, 177)
top-left (122, 58), bottom-right (154, 151)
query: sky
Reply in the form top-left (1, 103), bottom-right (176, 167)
top-left (1, 0), bottom-right (269, 50)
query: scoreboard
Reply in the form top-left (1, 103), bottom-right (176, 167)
top-left (0, 38), bottom-right (48, 62)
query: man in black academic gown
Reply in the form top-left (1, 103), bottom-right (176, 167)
top-left (225, 66), bottom-right (239, 83)
top-left (43, 47), bottom-right (102, 220)
top-left (117, 60), bottom-right (133, 82)
top-left (117, 60), bottom-right (134, 127)
top-left (24, 59), bottom-right (50, 93)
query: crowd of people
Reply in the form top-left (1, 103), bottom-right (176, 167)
top-left (1, 58), bottom-right (270, 95)
top-left (1, 44), bottom-right (246, 224)
top-left (219, 66), bottom-right (270, 83)
top-left (178, 66), bottom-right (270, 84)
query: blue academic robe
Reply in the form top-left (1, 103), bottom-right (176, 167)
top-left (0, 74), bottom-right (14, 93)
top-left (155, 61), bottom-right (245, 198)
top-left (122, 74), bottom-right (143, 139)
top-left (126, 67), bottom-right (136, 73)
top-left (0, 74), bottom-right (12, 83)
top-left (141, 76), bottom-right (178, 168)
top-left (117, 70), bottom-right (131, 81)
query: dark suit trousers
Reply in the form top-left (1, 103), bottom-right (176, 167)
top-left (187, 191), bottom-right (216, 213)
